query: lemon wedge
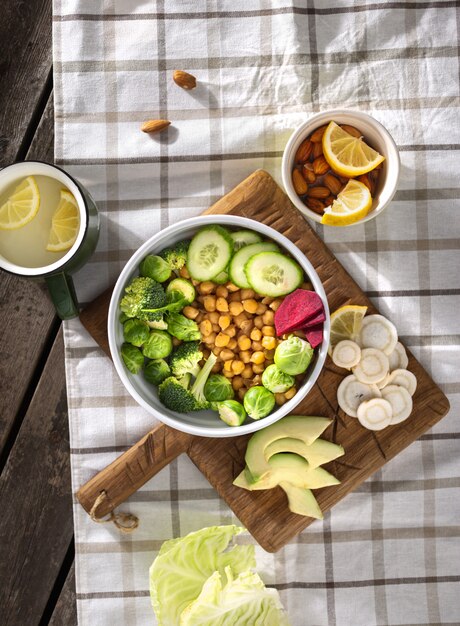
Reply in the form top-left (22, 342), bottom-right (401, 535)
top-left (46, 189), bottom-right (80, 252)
top-left (0, 176), bottom-right (40, 230)
top-left (322, 121), bottom-right (385, 177)
top-left (321, 180), bottom-right (372, 226)
top-left (329, 304), bottom-right (368, 355)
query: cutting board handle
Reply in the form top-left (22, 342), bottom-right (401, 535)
top-left (76, 423), bottom-right (192, 519)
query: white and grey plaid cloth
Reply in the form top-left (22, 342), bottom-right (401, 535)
top-left (53, 1), bottom-right (460, 624)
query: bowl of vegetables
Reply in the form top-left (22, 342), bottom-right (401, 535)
top-left (108, 215), bottom-right (330, 437)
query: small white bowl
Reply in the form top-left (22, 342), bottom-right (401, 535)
top-left (108, 215), bottom-right (330, 438)
top-left (282, 109), bottom-right (400, 225)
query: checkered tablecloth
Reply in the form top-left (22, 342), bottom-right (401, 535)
top-left (53, 1), bottom-right (460, 624)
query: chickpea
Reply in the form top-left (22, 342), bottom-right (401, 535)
top-left (250, 328), bottom-right (262, 341)
top-left (253, 364), bottom-right (265, 374)
top-left (203, 295), bottom-right (216, 312)
top-left (199, 281), bottom-right (216, 295)
top-left (220, 348), bottom-right (235, 361)
top-left (223, 325), bottom-right (236, 338)
top-left (183, 305), bottom-right (199, 320)
top-left (172, 337), bottom-right (182, 347)
top-left (208, 311), bottom-right (220, 324)
top-left (226, 282), bottom-right (240, 292)
top-left (195, 312), bottom-right (204, 324)
top-left (242, 299), bottom-right (258, 314)
top-left (216, 285), bottom-right (229, 298)
top-left (215, 332), bottom-right (230, 348)
top-left (229, 301), bottom-right (244, 316)
top-left (238, 388), bottom-right (247, 401)
top-left (275, 393), bottom-right (286, 406)
top-left (179, 266), bottom-right (190, 278)
top-left (238, 335), bottom-right (251, 351)
top-left (231, 360), bottom-right (245, 375)
top-left (241, 288), bottom-right (255, 300)
top-left (255, 303), bottom-right (267, 315)
top-left (262, 336), bottom-right (276, 350)
top-left (264, 349), bottom-right (276, 360)
top-left (232, 376), bottom-right (244, 391)
top-left (191, 279), bottom-right (200, 286)
top-left (203, 332), bottom-right (216, 345)
top-left (262, 310), bottom-right (275, 326)
top-left (253, 316), bottom-right (263, 329)
top-left (229, 291), bottom-right (242, 302)
top-left (240, 319), bottom-right (254, 335)
top-left (252, 375), bottom-right (262, 386)
top-left (223, 369), bottom-right (235, 378)
top-left (212, 323), bottom-right (220, 333)
top-left (199, 319), bottom-right (212, 336)
top-left (223, 360), bottom-right (233, 372)
top-left (213, 346), bottom-right (222, 356)
top-left (234, 312), bottom-right (248, 328)
top-left (211, 362), bottom-right (222, 374)
top-left (285, 387), bottom-right (297, 400)
top-left (227, 338), bottom-right (237, 350)
top-left (218, 315), bottom-right (230, 330)
top-left (251, 351), bottom-right (265, 365)
top-left (252, 341), bottom-right (263, 351)
top-left (262, 325), bottom-right (275, 337)
top-left (202, 348), bottom-right (211, 358)
top-left (241, 365), bottom-right (253, 379)
top-left (269, 299), bottom-right (282, 311)
top-left (216, 297), bottom-right (229, 313)
top-left (262, 296), bottom-right (274, 305)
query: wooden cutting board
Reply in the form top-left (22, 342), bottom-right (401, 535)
top-left (78, 169), bottom-right (450, 552)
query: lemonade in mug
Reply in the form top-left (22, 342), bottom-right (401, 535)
top-left (0, 161), bottom-right (99, 319)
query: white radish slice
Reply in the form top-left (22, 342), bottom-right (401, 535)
top-left (381, 384), bottom-right (413, 424)
top-left (386, 369), bottom-right (417, 396)
top-left (352, 348), bottom-right (389, 384)
top-left (337, 375), bottom-right (382, 418)
top-left (357, 398), bottom-right (393, 430)
top-left (360, 314), bottom-right (398, 355)
top-left (376, 373), bottom-right (391, 389)
top-left (388, 342), bottom-right (408, 371)
top-left (332, 340), bottom-right (362, 369)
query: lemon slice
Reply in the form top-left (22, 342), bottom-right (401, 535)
top-left (46, 189), bottom-right (80, 252)
top-left (329, 304), bottom-right (368, 355)
top-left (321, 180), bottom-right (372, 226)
top-left (322, 121), bottom-right (385, 177)
top-left (0, 176), bottom-right (40, 230)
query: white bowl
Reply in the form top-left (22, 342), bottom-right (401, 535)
top-left (108, 215), bottom-right (330, 437)
top-left (282, 109), bottom-right (400, 225)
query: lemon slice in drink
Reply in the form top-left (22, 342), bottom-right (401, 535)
top-left (0, 176), bottom-right (40, 230)
top-left (329, 304), bottom-right (368, 355)
top-left (321, 180), bottom-right (372, 226)
top-left (322, 121), bottom-right (385, 177)
top-left (46, 189), bottom-right (80, 252)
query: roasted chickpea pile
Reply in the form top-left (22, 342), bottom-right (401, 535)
top-left (178, 266), bottom-right (311, 406)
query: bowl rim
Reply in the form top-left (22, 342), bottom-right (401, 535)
top-left (108, 214), bottom-right (330, 438)
top-left (281, 109), bottom-right (400, 225)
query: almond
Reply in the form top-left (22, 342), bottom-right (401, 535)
top-left (141, 119), bottom-right (171, 133)
top-left (324, 173), bottom-right (343, 195)
top-left (312, 155), bottom-right (330, 175)
top-left (340, 124), bottom-right (362, 138)
top-left (294, 139), bottom-right (313, 163)
top-left (305, 197), bottom-right (325, 214)
top-left (307, 186), bottom-right (330, 199)
top-left (173, 70), bottom-right (197, 90)
top-left (302, 164), bottom-right (316, 184)
top-left (312, 141), bottom-right (323, 159)
top-left (310, 125), bottom-right (328, 143)
top-left (292, 169), bottom-right (308, 195)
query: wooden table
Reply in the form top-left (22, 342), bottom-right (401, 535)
top-left (0, 2), bottom-right (77, 624)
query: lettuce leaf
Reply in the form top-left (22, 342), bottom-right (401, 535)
top-left (180, 566), bottom-right (290, 626)
top-left (149, 525), bottom-right (255, 626)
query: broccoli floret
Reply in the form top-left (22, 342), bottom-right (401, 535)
top-left (170, 341), bottom-right (203, 378)
top-left (120, 276), bottom-right (167, 321)
top-left (158, 353), bottom-right (217, 412)
top-left (159, 240), bottom-right (190, 271)
top-left (146, 313), bottom-right (168, 330)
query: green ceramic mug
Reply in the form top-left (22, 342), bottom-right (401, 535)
top-left (0, 161), bottom-right (100, 319)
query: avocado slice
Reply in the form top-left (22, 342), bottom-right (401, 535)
top-left (279, 482), bottom-right (324, 519)
top-left (245, 416), bottom-right (332, 481)
top-left (265, 437), bottom-right (344, 469)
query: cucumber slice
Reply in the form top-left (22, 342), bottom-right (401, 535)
top-left (230, 230), bottom-right (262, 251)
top-left (228, 242), bottom-right (278, 289)
top-left (186, 226), bottom-right (233, 281)
top-left (245, 251), bottom-right (303, 297)
top-left (166, 278), bottom-right (195, 304)
top-left (212, 270), bottom-right (229, 284)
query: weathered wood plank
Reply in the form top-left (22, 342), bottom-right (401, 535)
top-left (26, 89), bottom-right (55, 164)
top-left (48, 563), bottom-right (78, 626)
top-left (0, 0), bottom-right (53, 166)
top-left (0, 328), bottom-right (74, 625)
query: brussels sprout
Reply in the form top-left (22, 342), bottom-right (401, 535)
top-left (204, 375), bottom-right (235, 403)
top-left (243, 386), bottom-right (275, 420)
top-left (274, 335), bottom-right (313, 376)
top-left (142, 329), bottom-right (173, 359)
top-left (261, 363), bottom-right (295, 394)
top-left (119, 312), bottom-right (129, 324)
top-left (144, 359), bottom-right (171, 385)
top-left (121, 343), bottom-right (144, 374)
top-left (140, 254), bottom-right (172, 283)
top-left (166, 278), bottom-right (196, 305)
top-left (167, 312), bottom-right (201, 341)
top-left (217, 400), bottom-right (247, 426)
top-left (123, 318), bottom-right (150, 347)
